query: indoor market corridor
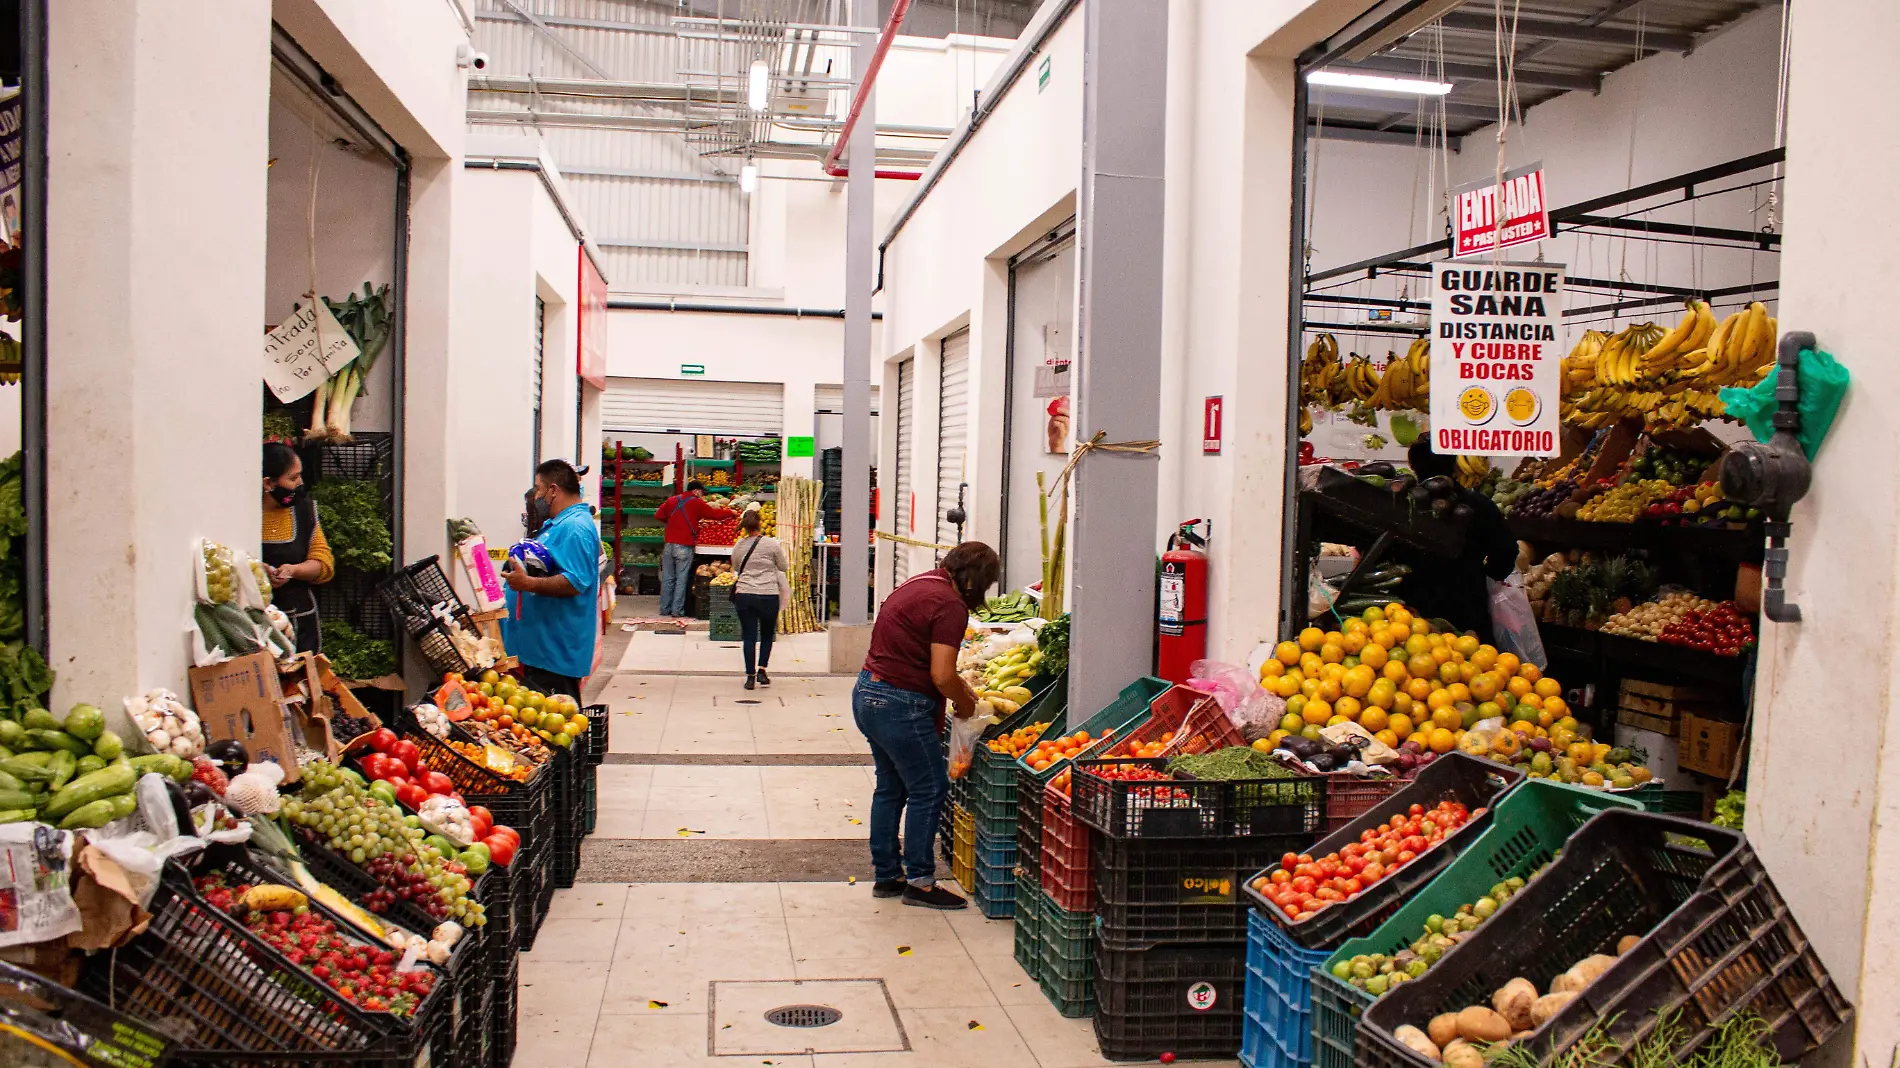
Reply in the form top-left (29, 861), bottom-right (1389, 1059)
top-left (511, 612), bottom-right (1208, 1066)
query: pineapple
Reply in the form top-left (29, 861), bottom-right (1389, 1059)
top-left (1549, 568), bottom-right (1590, 627)
top-left (1598, 556), bottom-right (1633, 616)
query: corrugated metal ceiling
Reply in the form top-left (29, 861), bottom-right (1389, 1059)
top-left (1312, 0), bottom-right (1780, 144)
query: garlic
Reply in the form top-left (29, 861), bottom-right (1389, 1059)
top-left (425, 941), bottom-right (451, 965)
top-left (149, 728), bottom-right (171, 751)
top-left (432, 921), bottom-right (463, 948)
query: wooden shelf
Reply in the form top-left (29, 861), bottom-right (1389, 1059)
top-left (1510, 516), bottom-right (1765, 564)
top-left (1537, 621), bottom-right (1751, 688)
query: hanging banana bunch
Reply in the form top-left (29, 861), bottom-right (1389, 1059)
top-left (1455, 454), bottom-right (1492, 488)
top-left (1301, 333), bottom-right (1342, 409)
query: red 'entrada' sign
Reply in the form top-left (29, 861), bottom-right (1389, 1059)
top-left (1452, 163), bottom-right (1549, 258)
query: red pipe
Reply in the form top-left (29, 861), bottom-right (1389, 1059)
top-left (821, 0), bottom-right (922, 180)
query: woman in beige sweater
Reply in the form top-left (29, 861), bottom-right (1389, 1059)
top-left (731, 508), bottom-right (790, 690)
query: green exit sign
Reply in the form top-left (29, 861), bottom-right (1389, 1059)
top-left (1038, 55), bottom-right (1051, 91)
top-left (680, 363), bottom-right (706, 376)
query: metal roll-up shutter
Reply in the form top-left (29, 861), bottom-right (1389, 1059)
top-left (893, 359), bottom-right (915, 585)
top-left (936, 330), bottom-right (971, 557)
top-left (532, 297), bottom-right (545, 468)
top-left (600, 377), bottom-right (785, 436)
top-left (813, 384), bottom-right (882, 415)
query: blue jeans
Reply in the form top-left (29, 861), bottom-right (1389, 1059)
top-left (852, 670), bottom-right (947, 886)
top-left (659, 543), bottom-right (695, 616)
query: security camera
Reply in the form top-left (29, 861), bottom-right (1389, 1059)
top-left (457, 44), bottom-right (490, 71)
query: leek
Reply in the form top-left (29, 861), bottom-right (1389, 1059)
top-left (317, 283), bottom-right (393, 442)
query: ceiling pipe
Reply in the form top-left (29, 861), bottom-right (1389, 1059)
top-left (821, 0), bottom-right (923, 179)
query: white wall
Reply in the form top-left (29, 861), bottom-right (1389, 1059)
top-left (876, 6), bottom-right (1087, 594)
top-left (451, 158), bottom-right (584, 547)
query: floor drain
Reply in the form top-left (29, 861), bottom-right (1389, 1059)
top-left (736, 699), bottom-right (762, 705)
top-left (764, 1004), bottom-right (843, 1028)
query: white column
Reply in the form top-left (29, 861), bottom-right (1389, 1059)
top-left (46, 0), bottom-right (270, 713)
top-left (1748, 0), bottom-right (1900, 1058)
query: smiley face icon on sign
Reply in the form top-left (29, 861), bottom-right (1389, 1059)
top-left (1457, 386), bottom-right (1496, 425)
top-left (1504, 387), bottom-right (1541, 426)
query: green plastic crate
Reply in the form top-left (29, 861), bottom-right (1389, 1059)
top-left (1035, 885), bottom-right (1096, 1018)
top-left (1625, 781), bottom-right (1706, 816)
top-left (1013, 868), bottom-right (1044, 983)
top-left (1308, 779), bottom-right (1644, 1068)
top-left (969, 675), bottom-right (1070, 837)
top-left (1011, 676), bottom-right (1169, 791)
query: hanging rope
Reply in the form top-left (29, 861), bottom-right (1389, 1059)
top-left (1043, 431), bottom-right (1163, 502)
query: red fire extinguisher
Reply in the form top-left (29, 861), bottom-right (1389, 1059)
top-left (1158, 519), bottom-right (1208, 684)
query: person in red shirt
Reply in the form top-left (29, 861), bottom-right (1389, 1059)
top-left (855, 541), bottom-right (1000, 909)
top-left (654, 481), bottom-right (738, 618)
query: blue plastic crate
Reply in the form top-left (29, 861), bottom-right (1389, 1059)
top-left (1241, 908), bottom-right (1330, 1068)
top-left (972, 828), bottom-right (1018, 918)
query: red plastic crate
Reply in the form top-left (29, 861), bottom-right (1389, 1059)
top-left (1323, 771), bottom-right (1410, 831)
top-left (1040, 779), bottom-right (1095, 911)
top-left (1100, 686), bottom-right (1240, 759)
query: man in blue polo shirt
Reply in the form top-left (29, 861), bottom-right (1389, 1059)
top-left (501, 459), bottom-right (601, 699)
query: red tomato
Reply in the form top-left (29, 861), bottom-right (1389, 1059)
top-left (365, 728), bottom-right (398, 754)
top-left (467, 805), bottom-right (495, 838)
top-left (389, 739), bottom-right (423, 777)
top-left (1283, 904), bottom-right (1301, 919)
top-left (359, 754), bottom-right (398, 781)
top-left (420, 770), bottom-right (454, 796)
top-left (396, 783), bottom-right (430, 810)
top-left (1344, 877), bottom-right (1363, 895)
top-left (1315, 888), bottom-right (1344, 902)
top-left (1291, 876), bottom-right (1315, 895)
top-left (1397, 849), bottom-right (1417, 864)
top-left (1346, 857), bottom-right (1367, 875)
top-left (483, 834), bottom-right (517, 867)
top-left (1282, 852), bottom-right (1300, 872)
top-left (489, 825), bottom-right (520, 844)
top-left (384, 775), bottom-right (410, 792)
top-left (1408, 803), bottom-right (1424, 816)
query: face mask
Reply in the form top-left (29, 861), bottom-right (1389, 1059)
top-left (269, 483), bottom-right (306, 508)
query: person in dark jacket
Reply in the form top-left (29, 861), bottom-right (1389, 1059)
top-left (1392, 440), bottom-right (1523, 643)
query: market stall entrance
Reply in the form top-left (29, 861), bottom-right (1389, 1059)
top-left (1000, 221), bottom-right (1075, 590)
top-left (1277, 0), bottom-right (1787, 826)
top-left (936, 329), bottom-right (970, 556)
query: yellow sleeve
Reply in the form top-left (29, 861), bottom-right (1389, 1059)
top-left (306, 518), bottom-right (336, 583)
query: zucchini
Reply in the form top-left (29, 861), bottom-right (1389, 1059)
top-left (48, 750), bottom-right (75, 791)
top-left (58, 798), bottom-right (117, 830)
top-left (28, 731), bottom-right (91, 757)
top-left (75, 755), bottom-right (104, 776)
top-left (12, 751), bottom-right (54, 768)
top-left (0, 789), bottom-right (36, 810)
top-left (107, 792), bottom-right (138, 820)
top-left (0, 769), bottom-right (27, 793)
top-left (0, 808), bottom-right (35, 824)
top-left (42, 763), bottom-right (137, 821)
top-left (0, 757), bottom-right (53, 783)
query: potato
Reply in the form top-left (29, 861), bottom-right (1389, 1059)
top-left (1551, 970), bottom-right (1587, 995)
top-left (1532, 991), bottom-right (1578, 1027)
top-left (1571, 954), bottom-right (1617, 984)
top-left (1428, 1013), bottom-right (1462, 1049)
top-left (1394, 1025), bottom-right (1442, 1063)
top-left (1492, 977), bottom-right (1538, 1031)
top-left (1443, 1039), bottom-right (1487, 1068)
top-left (1457, 1005), bottom-right (1513, 1044)
top-left (1616, 935), bottom-right (1641, 956)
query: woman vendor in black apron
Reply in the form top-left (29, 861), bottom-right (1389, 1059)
top-left (261, 442), bottom-right (334, 653)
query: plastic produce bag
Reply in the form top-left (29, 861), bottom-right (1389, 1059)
top-left (946, 701), bottom-right (998, 780)
top-left (1487, 574), bottom-right (1547, 670)
top-left (1719, 344), bottom-right (1850, 460)
top-left (1187, 659), bottom-right (1284, 742)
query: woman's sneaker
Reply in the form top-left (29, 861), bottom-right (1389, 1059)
top-left (902, 884), bottom-right (968, 910)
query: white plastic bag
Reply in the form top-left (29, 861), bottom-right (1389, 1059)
top-left (946, 700), bottom-right (998, 780)
top-left (1487, 574), bottom-right (1548, 669)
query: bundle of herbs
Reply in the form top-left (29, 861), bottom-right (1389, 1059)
top-left (310, 479), bottom-right (392, 573)
top-left (320, 619), bottom-right (397, 681)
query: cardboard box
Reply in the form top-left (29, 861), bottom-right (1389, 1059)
top-left (1679, 713), bottom-right (1741, 778)
top-left (1620, 679), bottom-right (1720, 702)
top-left (1616, 707), bottom-right (1677, 737)
top-left (189, 652), bottom-right (300, 783)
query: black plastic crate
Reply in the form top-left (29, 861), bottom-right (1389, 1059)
top-left (1073, 756), bottom-right (1325, 840)
top-left (1243, 752), bottom-right (1523, 950)
top-left (82, 848), bottom-right (449, 1065)
top-left (551, 747), bottom-right (584, 888)
top-left (581, 703), bottom-right (609, 767)
top-left (488, 955), bottom-right (519, 1068)
top-left (583, 764), bottom-right (598, 835)
top-left (1362, 809), bottom-right (1853, 1068)
top-left (314, 568), bottom-right (398, 644)
top-left (477, 855), bottom-right (514, 960)
top-left (314, 431), bottom-right (395, 484)
top-left (1093, 941), bottom-right (1248, 1061)
top-left (1095, 833), bottom-right (1318, 951)
top-left (1015, 765), bottom-right (1044, 883)
top-left (0, 959), bottom-right (180, 1066)
top-left (376, 556), bottom-right (481, 677)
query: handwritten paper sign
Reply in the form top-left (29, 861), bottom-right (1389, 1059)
top-left (263, 299), bottom-right (360, 402)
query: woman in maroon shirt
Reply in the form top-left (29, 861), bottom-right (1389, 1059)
top-left (855, 542), bottom-right (1000, 909)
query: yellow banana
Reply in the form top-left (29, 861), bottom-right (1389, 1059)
top-left (1643, 302), bottom-right (1698, 367)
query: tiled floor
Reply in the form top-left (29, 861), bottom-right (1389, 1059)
top-left (517, 628), bottom-right (1237, 1066)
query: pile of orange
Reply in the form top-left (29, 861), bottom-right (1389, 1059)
top-left (1025, 728), bottom-right (1111, 772)
top-left (1258, 603), bottom-right (1590, 761)
top-left (987, 722), bottom-right (1051, 757)
top-left (1108, 730), bottom-right (1176, 759)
